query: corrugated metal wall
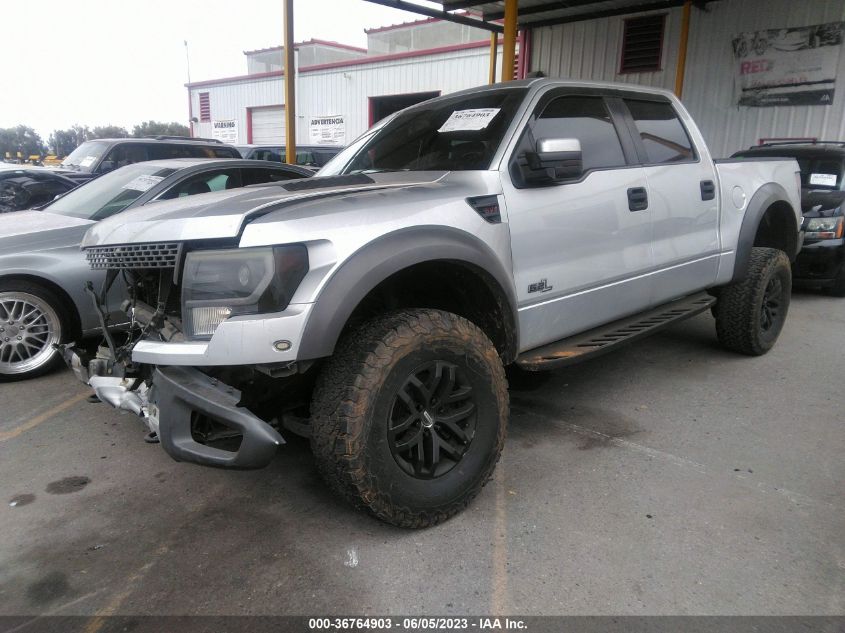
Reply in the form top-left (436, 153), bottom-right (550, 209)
top-left (682, 0), bottom-right (845, 157)
top-left (529, 0), bottom-right (845, 157)
top-left (190, 77), bottom-right (282, 143)
top-left (189, 46), bottom-right (501, 145)
top-left (530, 7), bottom-right (683, 91)
top-left (299, 46), bottom-right (502, 142)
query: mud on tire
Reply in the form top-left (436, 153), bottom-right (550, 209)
top-left (714, 247), bottom-right (791, 356)
top-left (309, 309), bottom-right (508, 528)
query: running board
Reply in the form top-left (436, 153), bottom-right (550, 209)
top-left (516, 292), bottom-right (715, 371)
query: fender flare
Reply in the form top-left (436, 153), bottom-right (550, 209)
top-left (731, 182), bottom-right (799, 283)
top-left (297, 226), bottom-right (519, 362)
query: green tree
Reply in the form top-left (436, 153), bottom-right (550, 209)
top-left (90, 125), bottom-right (129, 139)
top-left (132, 121), bottom-right (190, 138)
top-left (48, 125), bottom-right (90, 157)
top-left (0, 126), bottom-right (46, 160)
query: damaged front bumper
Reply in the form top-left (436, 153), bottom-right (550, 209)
top-left (60, 345), bottom-right (284, 470)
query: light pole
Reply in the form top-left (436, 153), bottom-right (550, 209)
top-left (185, 40), bottom-right (193, 137)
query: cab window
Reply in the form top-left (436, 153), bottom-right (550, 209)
top-left (100, 144), bottom-right (149, 173)
top-left (526, 95), bottom-right (627, 172)
top-left (159, 169), bottom-right (242, 199)
top-left (241, 167), bottom-right (304, 186)
top-left (624, 99), bottom-right (695, 164)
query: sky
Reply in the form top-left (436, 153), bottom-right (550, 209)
top-left (0, 0), bottom-right (439, 141)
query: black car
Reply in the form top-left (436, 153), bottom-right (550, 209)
top-left (59, 136), bottom-right (241, 183)
top-left (234, 144), bottom-right (341, 170)
top-left (0, 166), bottom-right (80, 213)
top-left (732, 141), bottom-right (845, 296)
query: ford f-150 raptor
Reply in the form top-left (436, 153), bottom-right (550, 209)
top-left (61, 79), bottom-right (802, 528)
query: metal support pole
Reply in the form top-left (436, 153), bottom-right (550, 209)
top-left (674, 0), bottom-right (692, 98)
top-left (501, 0), bottom-right (518, 83)
top-left (283, 0), bottom-right (296, 165)
top-left (488, 32), bottom-right (498, 85)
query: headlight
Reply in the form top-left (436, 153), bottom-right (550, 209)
top-left (805, 216), bottom-right (844, 240)
top-left (181, 245), bottom-right (308, 339)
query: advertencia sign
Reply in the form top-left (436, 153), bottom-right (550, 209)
top-left (211, 119), bottom-right (238, 143)
top-left (309, 116), bottom-right (345, 145)
top-left (732, 21), bottom-right (844, 107)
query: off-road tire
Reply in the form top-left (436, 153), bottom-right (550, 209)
top-left (714, 247), bottom-right (791, 356)
top-left (310, 309), bottom-right (508, 528)
top-left (0, 280), bottom-right (71, 381)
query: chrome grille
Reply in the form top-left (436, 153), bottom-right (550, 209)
top-left (86, 243), bottom-right (181, 270)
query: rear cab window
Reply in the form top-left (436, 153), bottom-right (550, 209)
top-left (623, 99), bottom-right (696, 164)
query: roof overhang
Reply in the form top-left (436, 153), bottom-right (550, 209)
top-left (362, 0), bottom-right (708, 30)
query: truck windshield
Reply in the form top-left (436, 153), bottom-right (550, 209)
top-left (320, 88), bottom-right (528, 175)
top-left (43, 163), bottom-right (176, 220)
top-left (61, 141), bottom-right (109, 172)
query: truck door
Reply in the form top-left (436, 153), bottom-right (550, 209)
top-left (502, 91), bottom-right (653, 352)
top-left (620, 98), bottom-right (720, 303)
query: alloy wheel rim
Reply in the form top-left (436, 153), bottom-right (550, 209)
top-left (387, 360), bottom-right (477, 479)
top-left (0, 292), bottom-right (60, 375)
top-left (760, 277), bottom-right (783, 332)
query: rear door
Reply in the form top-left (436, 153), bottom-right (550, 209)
top-left (502, 89), bottom-right (653, 351)
top-left (621, 98), bottom-right (720, 302)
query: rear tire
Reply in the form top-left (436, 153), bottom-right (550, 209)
top-left (310, 309), bottom-right (508, 528)
top-left (714, 247), bottom-right (791, 356)
top-left (0, 280), bottom-right (70, 381)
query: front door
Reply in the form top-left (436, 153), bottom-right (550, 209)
top-left (502, 91), bottom-right (653, 352)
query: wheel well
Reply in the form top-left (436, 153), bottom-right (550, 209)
top-left (754, 202), bottom-right (798, 259)
top-left (341, 261), bottom-right (517, 363)
top-left (0, 274), bottom-right (82, 339)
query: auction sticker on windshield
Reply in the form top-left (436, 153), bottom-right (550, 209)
top-left (121, 175), bottom-right (165, 192)
top-left (809, 173), bottom-right (838, 187)
top-left (438, 108), bottom-right (501, 133)
top-left (79, 156), bottom-right (97, 168)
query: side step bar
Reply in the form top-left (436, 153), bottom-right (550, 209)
top-left (516, 292), bottom-right (715, 372)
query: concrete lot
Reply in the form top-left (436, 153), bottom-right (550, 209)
top-left (0, 291), bottom-right (842, 617)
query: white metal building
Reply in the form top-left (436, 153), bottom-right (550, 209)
top-left (187, 24), bottom-right (518, 148)
top-left (528, 0), bottom-right (845, 156)
top-left (187, 0), bottom-right (845, 157)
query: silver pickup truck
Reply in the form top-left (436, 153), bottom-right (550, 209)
top-left (64, 79), bottom-right (802, 527)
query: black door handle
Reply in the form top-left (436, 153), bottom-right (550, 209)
top-left (700, 180), bottom-right (716, 201)
top-left (627, 187), bottom-right (648, 211)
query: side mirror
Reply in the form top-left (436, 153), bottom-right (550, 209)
top-left (523, 138), bottom-right (583, 184)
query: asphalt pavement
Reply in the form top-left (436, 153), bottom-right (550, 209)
top-left (0, 290), bottom-right (842, 617)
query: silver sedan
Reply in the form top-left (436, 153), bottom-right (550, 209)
top-left (0, 158), bottom-right (312, 380)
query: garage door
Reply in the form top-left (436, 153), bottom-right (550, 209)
top-left (251, 106), bottom-right (285, 144)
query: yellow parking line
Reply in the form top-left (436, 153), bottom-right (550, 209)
top-left (0, 391), bottom-right (89, 442)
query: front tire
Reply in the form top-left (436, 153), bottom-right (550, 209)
top-left (310, 309), bottom-right (508, 528)
top-left (0, 281), bottom-right (69, 381)
top-left (714, 247), bottom-right (791, 356)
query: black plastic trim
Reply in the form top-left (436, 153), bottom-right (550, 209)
top-left (731, 183), bottom-right (799, 282)
top-left (153, 366), bottom-right (284, 470)
top-left (297, 226), bottom-right (519, 363)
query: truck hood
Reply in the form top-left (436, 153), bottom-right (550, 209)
top-left (0, 210), bottom-right (93, 254)
top-left (82, 172), bottom-right (449, 247)
top-left (801, 189), bottom-right (845, 216)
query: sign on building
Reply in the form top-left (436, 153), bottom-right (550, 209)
top-left (211, 119), bottom-right (238, 143)
top-left (732, 21), bottom-right (844, 107)
top-left (309, 115), bottom-right (345, 145)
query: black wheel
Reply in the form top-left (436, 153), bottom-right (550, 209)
top-left (714, 247), bottom-right (791, 356)
top-left (310, 309), bottom-right (508, 528)
top-left (0, 280), bottom-right (70, 381)
top-left (826, 267), bottom-right (845, 297)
